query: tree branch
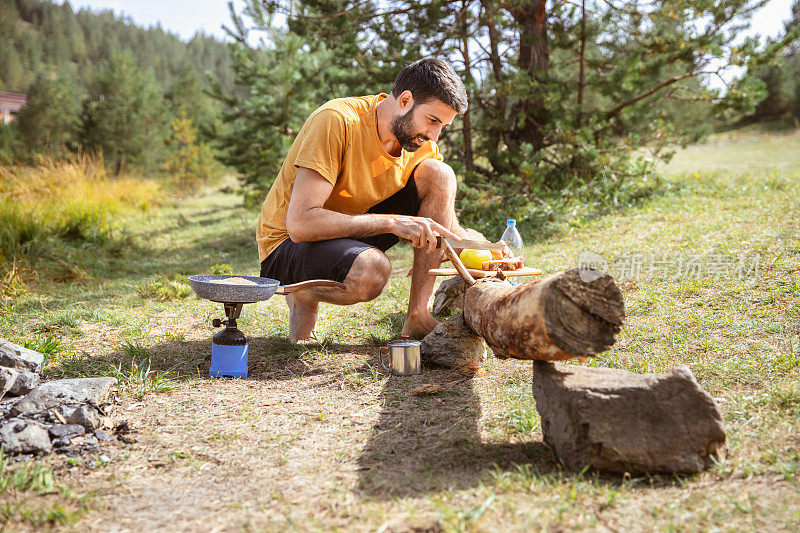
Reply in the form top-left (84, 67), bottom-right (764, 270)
top-left (605, 71), bottom-right (699, 120)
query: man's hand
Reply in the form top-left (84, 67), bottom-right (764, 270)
top-left (390, 215), bottom-right (459, 253)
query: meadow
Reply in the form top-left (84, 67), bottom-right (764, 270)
top-left (0, 131), bottom-right (798, 531)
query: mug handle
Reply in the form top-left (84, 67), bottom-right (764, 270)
top-left (379, 347), bottom-right (391, 373)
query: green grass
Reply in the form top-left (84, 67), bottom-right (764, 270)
top-left (21, 335), bottom-right (73, 357)
top-left (136, 274), bottom-right (193, 301)
top-left (107, 341), bottom-right (180, 400)
top-left (0, 131), bottom-right (799, 530)
top-left (0, 452), bottom-right (56, 494)
top-left (0, 450), bottom-right (91, 528)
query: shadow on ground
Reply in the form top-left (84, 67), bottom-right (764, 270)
top-left (356, 367), bottom-right (555, 499)
top-left (43, 334), bottom-right (378, 385)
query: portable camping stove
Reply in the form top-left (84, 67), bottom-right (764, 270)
top-left (188, 275), bottom-right (345, 378)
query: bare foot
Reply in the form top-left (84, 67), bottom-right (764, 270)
top-left (401, 311), bottom-right (440, 339)
top-left (286, 292), bottom-right (319, 343)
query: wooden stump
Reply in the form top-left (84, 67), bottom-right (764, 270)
top-left (463, 268), bottom-right (624, 361)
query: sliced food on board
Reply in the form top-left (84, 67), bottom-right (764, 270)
top-left (481, 258), bottom-right (524, 271)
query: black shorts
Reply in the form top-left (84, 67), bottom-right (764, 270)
top-left (260, 172), bottom-right (422, 284)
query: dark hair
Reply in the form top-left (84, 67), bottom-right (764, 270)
top-left (391, 58), bottom-right (467, 114)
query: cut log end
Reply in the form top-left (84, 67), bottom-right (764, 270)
top-left (544, 268), bottom-right (624, 356)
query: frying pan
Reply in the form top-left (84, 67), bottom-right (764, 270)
top-left (188, 275), bottom-right (345, 304)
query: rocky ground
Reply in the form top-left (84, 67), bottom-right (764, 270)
top-left (1, 339), bottom-right (121, 459)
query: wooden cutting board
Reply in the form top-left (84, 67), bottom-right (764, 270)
top-left (428, 266), bottom-right (543, 278)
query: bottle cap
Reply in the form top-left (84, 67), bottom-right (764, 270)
top-left (507, 219), bottom-right (516, 226)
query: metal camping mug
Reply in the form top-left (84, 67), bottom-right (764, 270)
top-left (379, 340), bottom-right (422, 376)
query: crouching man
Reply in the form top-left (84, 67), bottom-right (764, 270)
top-left (257, 58), bottom-right (481, 342)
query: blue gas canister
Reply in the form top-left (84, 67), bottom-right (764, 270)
top-left (210, 340), bottom-right (248, 378)
top-left (209, 302), bottom-right (249, 378)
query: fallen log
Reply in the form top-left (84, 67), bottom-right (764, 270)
top-left (462, 268), bottom-right (624, 360)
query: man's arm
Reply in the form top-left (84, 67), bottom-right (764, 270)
top-left (286, 167), bottom-right (459, 253)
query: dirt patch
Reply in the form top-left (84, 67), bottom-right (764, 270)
top-left (52, 347), bottom-right (539, 530)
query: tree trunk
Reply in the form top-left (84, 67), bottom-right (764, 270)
top-left (459, 3), bottom-right (475, 172)
top-left (480, 0), bottom-right (511, 173)
top-left (463, 268), bottom-right (624, 361)
top-left (577, 0), bottom-right (586, 126)
top-left (509, 0), bottom-right (549, 151)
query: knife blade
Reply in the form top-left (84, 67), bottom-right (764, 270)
top-left (443, 237), bottom-right (506, 250)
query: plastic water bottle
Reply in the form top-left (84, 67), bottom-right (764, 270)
top-left (501, 219), bottom-right (524, 261)
top-left (501, 219), bottom-right (524, 284)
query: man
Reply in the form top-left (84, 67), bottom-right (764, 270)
top-left (257, 58), bottom-right (481, 342)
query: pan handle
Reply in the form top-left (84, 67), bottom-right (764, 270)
top-left (275, 279), bottom-right (347, 295)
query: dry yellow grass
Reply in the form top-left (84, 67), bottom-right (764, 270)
top-left (0, 153), bottom-right (159, 213)
top-left (0, 155), bottom-right (161, 287)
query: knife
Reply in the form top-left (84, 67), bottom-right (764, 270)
top-left (441, 237), bottom-right (506, 250)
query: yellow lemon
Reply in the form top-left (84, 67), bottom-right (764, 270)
top-left (459, 248), bottom-right (492, 269)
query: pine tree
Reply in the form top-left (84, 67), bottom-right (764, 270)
top-left (212, 2), bottom-right (342, 203)
top-left (166, 66), bottom-right (220, 141)
top-left (164, 111), bottom-right (219, 195)
top-left (742, 0), bottom-right (800, 124)
top-left (14, 72), bottom-right (82, 159)
top-left (80, 53), bottom-right (168, 174)
top-left (788, 0), bottom-right (800, 121)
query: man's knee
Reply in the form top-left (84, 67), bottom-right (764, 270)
top-left (415, 159), bottom-right (457, 200)
top-left (344, 248), bottom-right (391, 301)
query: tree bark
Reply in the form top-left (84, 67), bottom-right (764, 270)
top-left (459, 2), bottom-right (475, 171)
top-left (509, 0), bottom-right (549, 150)
top-left (463, 268), bottom-right (624, 361)
top-left (577, 0), bottom-right (586, 126)
top-left (480, 0), bottom-right (510, 172)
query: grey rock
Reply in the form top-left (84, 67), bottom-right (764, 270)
top-left (67, 404), bottom-right (102, 431)
top-left (532, 362), bottom-right (727, 474)
top-left (0, 396), bottom-right (20, 417)
top-left (421, 313), bottom-right (486, 370)
top-left (57, 405), bottom-right (79, 420)
top-left (0, 418), bottom-right (53, 455)
top-left (0, 338), bottom-right (44, 373)
top-left (0, 367), bottom-right (17, 399)
top-left (8, 371), bottom-right (39, 397)
top-left (48, 424), bottom-right (85, 439)
top-left (52, 436), bottom-right (72, 449)
top-left (95, 428), bottom-right (112, 441)
top-left (10, 377), bottom-right (117, 416)
top-left (432, 277), bottom-right (466, 316)
top-left (80, 435), bottom-right (99, 448)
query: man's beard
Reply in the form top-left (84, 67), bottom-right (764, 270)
top-left (390, 104), bottom-right (428, 152)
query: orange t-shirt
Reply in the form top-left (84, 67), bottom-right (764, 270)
top-left (256, 94), bottom-right (443, 262)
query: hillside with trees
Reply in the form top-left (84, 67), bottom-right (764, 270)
top-left (2, 0), bottom-right (798, 220)
top-left (0, 0), bottom-right (232, 185)
top-left (0, 0), bottom-right (234, 94)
